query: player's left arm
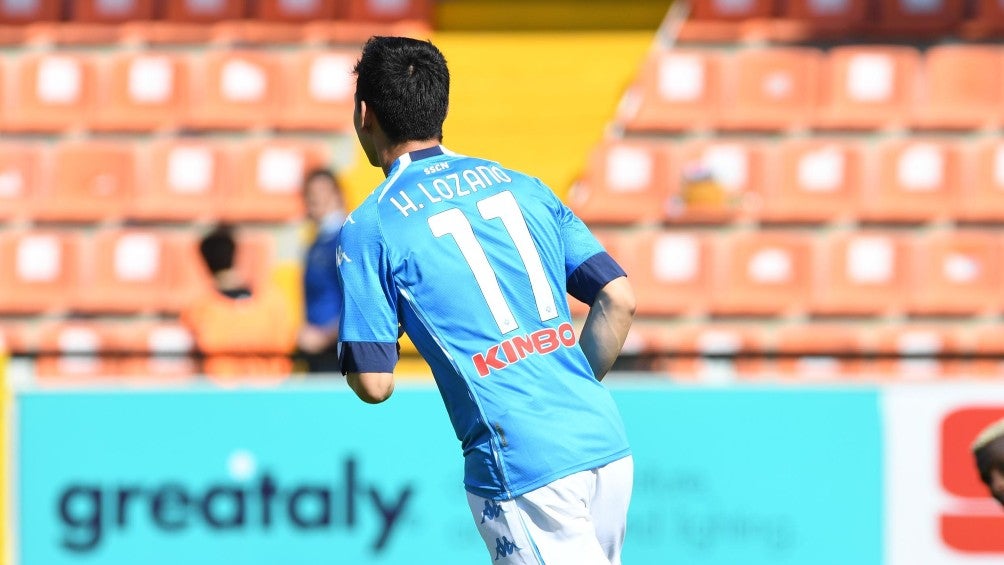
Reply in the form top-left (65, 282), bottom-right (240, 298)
top-left (336, 211), bottom-right (401, 404)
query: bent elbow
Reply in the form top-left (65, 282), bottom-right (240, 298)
top-left (619, 286), bottom-right (637, 318)
top-left (602, 277), bottom-right (637, 318)
top-left (359, 386), bottom-right (393, 404)
top-left (348, 373), bottom-right (395, 404)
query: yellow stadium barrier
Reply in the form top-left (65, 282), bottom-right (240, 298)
top-left (341, 31), bottom-right (655, 206)
top-left (0, 351), bottom-right (9, 565)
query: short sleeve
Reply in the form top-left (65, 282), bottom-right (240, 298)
top-left (548, 184), bottom-right (626, 305)
top-left (337, 208), bottom-right (400, 374)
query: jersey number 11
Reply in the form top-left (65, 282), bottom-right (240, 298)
top-left (428, 190), bottom-right (558, 334)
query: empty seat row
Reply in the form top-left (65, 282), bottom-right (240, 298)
top-left (0, 0), bottom-right (429, 24)
top-left (621, 45), bottom-right (1004, 132)
top-left (1, 321), bottom-right (292, 381)
top-left (582, 229), bottom-right (1004, 317)
top-left (0, 50), bottom-right (360, 132)
top-left (3, 320), bottom-right (999, 381)
top-left (0, 228), bottom-right (273, 314)
top-left (684, 0), bottom-right (1004, 36)
top-left (624, 323), bottom-right (1004, 380)
top-left (0, 139), bottom-right (328, 222)
top-left (2, 321), bottom-right (199, 380)
top-left (571, 137), bottom-right (1004, 225)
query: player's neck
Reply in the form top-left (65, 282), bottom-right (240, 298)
top-left (379, 139), bottom-right (442, 175)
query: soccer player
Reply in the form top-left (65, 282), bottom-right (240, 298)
top-left (338, 37), bottom-right (636, 564)
top-left (973, 417), bottom-right (1004, 507)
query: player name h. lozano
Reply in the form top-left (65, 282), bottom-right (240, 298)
top-left (388, 163), bottom-right (513, 217)
top-left (473, 322), bottom-right (577, 378)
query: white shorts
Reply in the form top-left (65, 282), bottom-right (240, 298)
top-left (466, 455), bottom-right (634, 565)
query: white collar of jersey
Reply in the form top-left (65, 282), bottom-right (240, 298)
top-left (379, 145), bottom-right (457, 203)
top-left (389, 145), bottom-right (456, 172)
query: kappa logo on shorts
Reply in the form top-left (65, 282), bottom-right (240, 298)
top-left (481, 500), bottom-right (504, 523)
top-left (939, 407), bottom-right (1004, 553)
top-left (494, 536), bottom-right (521, 560)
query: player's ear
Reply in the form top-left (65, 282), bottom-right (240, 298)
top-left (358, 100), bottom-right (375, 132)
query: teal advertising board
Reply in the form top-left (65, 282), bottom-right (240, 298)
top-left (16, 384), bottom-right (882, 564)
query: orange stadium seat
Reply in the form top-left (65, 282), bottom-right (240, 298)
top-left (34, 323), bottom-right (123, 381)
top-left (278, 49), bottom-right (358, 132)
top-left (667, 326), bottom-right (768, 382)
top-left (817, 46), bottom-right (920, 130)
top-left (774, 325), bottom-right (867, 380)
top-left (223, 140), bottom-right (326, 221)
top-left (35, 141), bottom-right (134, 222)
top-left (73, 0), bottom-right (154, 22)
top-left (94, 52), bottom-right (189, 132)
top-left (117, 322), bottom-right (198, 380)
top-left (690, 0), bottom-right (775, 19)
top-left (960, 139), bottom-right (1004, 222)
top-left (131, 139), bottom-right (229, 222)
top-left (862, 139), bottom-right (961, 223)
top-left (74, 229), bottom-right (184, 313)
top-left (568, 140), bottom-right (673, 225)
top-left (0, 143), bottom-right (45, 222)
top-left (632, 230), bottom-right (715, 316)
top-left (782, 0), bottom-right (868, 30)
top-left (0, 0), bottom-right (60, 23)
top-left (761, 139), bottom-right (862, 223)
top-left (908, 231), bottom-right (1003, 315)
top-left (622, 50), bottom-right (722, 132)
top-left (874, 326), bottom-right (965, 380)
top-left (672, 140), bottom-right (764, 223)
top-left (875, 0), bottom-right (965, 35)
top-left (711, 231), bottom-right (813, 316)
top-left (812, 232), bottom-right (910, 316)
top-left (721, 47), bottom-right (822, 131)
top-left (972, 327), bottom-right (1004, 377)
top-left (915, 46), bottom-right (1004, 130)
top-left (4, 53), bottom-right (95, 133)
top-left (187, 51), bottom-right (281, 130)
top-left (256, 0), bottom-right (338, 21)
top-left (164, 0), bottom-right (245, 22)
top-left (0, 230), bottom-right (80, 314)
top-left (964, 0), bottom-right (1004, 37)
top-left (346, 0), bottom-right (432, 22)
top-left (618, 323), bottom-right (675, 358)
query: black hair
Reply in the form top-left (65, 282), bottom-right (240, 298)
top-left (198, 225), bottom-right (236, 275)
top-left (303, 167), bottom-right (336, 187)
top-left (353, 36), bottom-right (450, 145)
top-left (302, 167), bottom-right (343, 197)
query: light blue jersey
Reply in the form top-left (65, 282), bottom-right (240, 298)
top-left (338, 146), bottom-right (630, 500)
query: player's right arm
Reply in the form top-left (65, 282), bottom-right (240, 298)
top-left (336, 207), bottom-right (401, 403)
top-left (345, 371), bottom-right (395, 404)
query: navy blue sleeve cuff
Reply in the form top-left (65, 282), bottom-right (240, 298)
top-left (339, 342), bottom-right (398, 375)
top-left (567, 252), bottom-right (627, 306)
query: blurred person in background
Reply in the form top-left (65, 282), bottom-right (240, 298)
top-left (973, 417), bottom-right (1004, 507)
top-left (298, 168), bottom-right (347, 373)
top-left (182, 225), bottom-right (295, 379)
